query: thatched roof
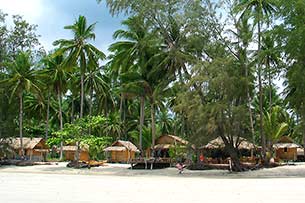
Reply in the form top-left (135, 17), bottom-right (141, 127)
top-left (273, 136), bottom-right (300, 149)
top-left (156, 135), bottom-right (189, 145)
top-left (154, 135), bottom-right (195, 150)
top-left (273, 143), bottom-right (301, 149)
top-left (201, 136), bottom-right (255, 150)
top-left (62, 145), bottom-right (89, 152)
top-left (297, 148), bottom-right (304, 156)
top-left (276, 136), bottom-right (294, 144)
top-left (104, 146), bottom-right (127, 152)
top-left (2, 137), bottom-right (47, 150)
top-left (104, 140), bottom-right (138, 152)
top-left (154, 144), bottom-right (172, 149)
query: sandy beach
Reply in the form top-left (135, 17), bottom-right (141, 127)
top-left (1, 163), bottom-right (305, 202)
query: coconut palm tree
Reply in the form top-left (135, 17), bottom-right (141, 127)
top-left (0, 51), bottom-right (40, 156)
top-left (263, 106), bottom-right (289, 157)
top-left (260, 33), bottom-right (281, 111)
top-left (42, 53), bottom-right (69, 160)
top-left (53, 15), bottom-right (105, 119)
top-left (236, 0), bottom-right (277, 160)
top-left (109, 16), bottom-right (160, 152)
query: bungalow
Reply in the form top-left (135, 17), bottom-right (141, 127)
top-left (1, 137), bottom-right (49, 161)
top-left (62, 145), bottom-right (90, 161)
top-left (104, 140), bottom-right (138, 163)
top-left (153, 134), bottom-right (193, 158)
top-left (273, 136), bottom-right (300, 161)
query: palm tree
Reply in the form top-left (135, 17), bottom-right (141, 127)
top-left (263, 106), bottom-right (289, 157)
top-left (109, 16), bottom-right (160, 152)
top-left (236, 0), bottom-right (277, 160)
top-left (53, 15), bottom-right (105, 120)
top-left (0, 51), bottom-right (40, 157)
top-left (261, 33), bottom-right (281, 111)
top-left (42, 53), bottom-right (69, 160)
top-left (84, 64), bottom-right (113, 118)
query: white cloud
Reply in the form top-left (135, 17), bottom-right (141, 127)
top-left (0, 0), bottom-right (44, 22)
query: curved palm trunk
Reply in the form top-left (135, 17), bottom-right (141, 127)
top-left (139, 96), bottom-right (145, 155)
top-left (57, 88), bottom-right (64, 161)
top-left (19, 92), bottom-right (24, 157)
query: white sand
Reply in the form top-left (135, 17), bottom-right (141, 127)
top-left (1, 163), bottom-right (305, 202)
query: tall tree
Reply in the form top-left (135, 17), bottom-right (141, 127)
top-left (278, 0), bottom-right (305, 156)
top-left (42, 53), bottom-right (69, 160)
top-left (53, 15), bottom-right (105, 119)
top-left (236, 0), bottom-right (277, 161)
top-left (0, 51), bottom-right (40, 156)
top-left (53, 15), bottom-right (105, 162)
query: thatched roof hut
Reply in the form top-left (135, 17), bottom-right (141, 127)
top-left (154, 135), bottom-right (190, 150)
top-left (1, 137), bottom-right (49, 161)
top-left (104, 140), bottom-right (138, 163)
top-left (62, 145), bottom-right (89, 161)
top-left (201, 136), bottom-right (255, 150)
top-left (273, 136), bottom-right (300, 161)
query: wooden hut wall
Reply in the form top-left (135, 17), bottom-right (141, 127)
top-left (110, 150), bottom-right (135, 163)
top-left (276, 148), bottom-right (297, 161)
top-left (111, 151), bottom-right (127, 162)
top-left (80, 151), bottom-right (89, 161)
top-left (65, 151), bottom-right (89, 161)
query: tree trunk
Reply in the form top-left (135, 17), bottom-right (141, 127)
top-left (19, 92), bottom-right (24, 157)
top-left (80, 72), bottom-right (84, 119)
top-left (150, 99), bottom-right (156, 148)
top-left (220, 136), bottom-right (243, 172)
top-left (119, 93), bottom-right (124, 121)
top-left (257, 12), bottom-right (266, 163)
top-left (89, 79), bottom-right (93, 135)
top-left (58, 88), bottom-right (64, 161)
top-left (267, 59), bottom-right (272, 112)
top-left (229, 148), bottom-right (243, 172)
top-left (303, 117), bottom-right (305, 158)
top-left (139, 96), bottom-right (145, 154)
top-left (45, 91), bottom-right (50, 141)
top-left (244, 62), bottom-right (255, 143)
top-left (71, 98), bottom-right (74, 123)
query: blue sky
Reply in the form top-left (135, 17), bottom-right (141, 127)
top-left (0, 0), bottom-right (124, 55)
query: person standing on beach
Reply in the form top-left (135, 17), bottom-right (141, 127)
top-left (176, 162), bottom-right (184, 174)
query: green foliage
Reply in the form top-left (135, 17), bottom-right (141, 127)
top-left (81, 136), bottom-right (112, 160)
top-left (168, 144), bottom-right (187, 162)
top-left (263, 106), bottom-right (289, 142)
top-left (46, 136), bottom-right (62, 148)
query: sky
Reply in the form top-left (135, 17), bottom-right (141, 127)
top-left (0, 0), bottom-right (124, 55)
